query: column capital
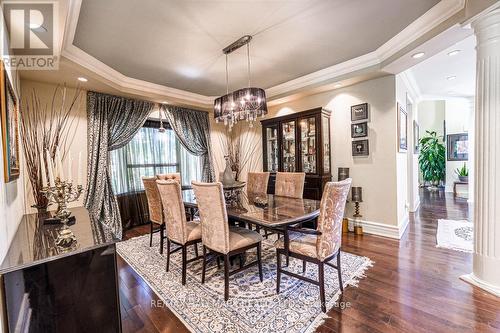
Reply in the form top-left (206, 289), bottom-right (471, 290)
top-left (472, 8), bottom-right (500, 53)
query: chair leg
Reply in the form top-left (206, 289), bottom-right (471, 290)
top-left (257, 243), bottom-right (263, 282)
top-left (181, 245), bottom-right (187, 285)
top-left (276, 249), bottom-right (281, 293)
top-left (159, 224), bottom-right (164, 255)
top-left (224, 254), bottom-right (230, 301)
top-left (194, 243), bottom-right (199, 257)
top-left (337, 251), bottom-right (344, 292)
top-left (319, 262), bottom-right (326, 313)
top-left (302, 260), bottom-right (306, 273)
top-left (149, 221), bottom-right (153, 247)
top-left (216, 256), bottom-right (221, 269)
top-left (166, 239), bottom-right (171, 272)
top-left (201, 246), bottom-right (207, 284)
top-left (239, 254), bottom-right (244, 269)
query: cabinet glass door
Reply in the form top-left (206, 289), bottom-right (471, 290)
top-left (300, 117), bottom-right (317, 173)
top-left (265, 126), bottom-right (278, 172)
top-left (322, 116), bottom-right (330, 173)
top-left (282, 121), bottom-right (296, 172)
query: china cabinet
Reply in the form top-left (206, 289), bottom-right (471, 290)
top-left (261, 107), bottom-right (332, 200)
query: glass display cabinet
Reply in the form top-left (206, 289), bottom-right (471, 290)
top-left (261, 107), bottom-right (332, 200)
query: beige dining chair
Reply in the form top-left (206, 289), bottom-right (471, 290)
top-left (142, 177), bottom-right (166, 253)
top-left (156, 179), bottom-right (203, 285)
top-left (192, 181), bottom-right (263, 301)
top-left (156, 172), bottom-right (181, 183)
top-left (275, 172), bottom-right (305, 199)
top-left (275, 178), bottom-right (352, 313)
top-left (247, 172), bottom-right (270, 195)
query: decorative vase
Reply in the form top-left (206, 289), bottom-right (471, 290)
top-left (222, 156), bottom-right (236, 185)
top-left (459, 176), bottom-right (468, 183)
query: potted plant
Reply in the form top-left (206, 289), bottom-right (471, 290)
top-left (455, 163), bottom-right (469, 183)
top-left (418, 131), bottom-right (445, 189)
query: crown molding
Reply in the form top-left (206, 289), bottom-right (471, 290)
top-left (399, 69), bottom-right (422, 102)
top-left (61, 0), bottom-right (466, 108)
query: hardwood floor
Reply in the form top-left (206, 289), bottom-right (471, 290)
top-left (119, 189), bottom-right (500, 332)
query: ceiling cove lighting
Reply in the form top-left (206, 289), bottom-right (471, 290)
top-left (214, 35), bottom-right (267, 130)
top-left (447, 50), bottom-right (461, 56)
top-left (447, 76), bottom-right (457, 81)
top-left (412, 52), bottom-right (425, 59)
top-left (77, 77), bottom-right (88, 82)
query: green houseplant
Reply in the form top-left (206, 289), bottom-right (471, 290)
top-left (418, 131), bottom-right (445, 188)
top-left (455, 163), bottom-right (469, 182)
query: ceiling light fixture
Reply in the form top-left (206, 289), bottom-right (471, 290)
top-left (447, 76), bottom-right (457, 81)
top-left (214, 35), bottom-right (267, 130)
top-left (412, 52), bottom-right (425, 59)
top-left (447, 50), bottom-right (461, 56)
top-left (77, 77), bottom-right (88, 82)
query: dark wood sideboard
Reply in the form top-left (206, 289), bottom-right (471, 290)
top-left (261, 107), bottom-right (332, 200)
top-left (0, 208), bottom-right (121, 333)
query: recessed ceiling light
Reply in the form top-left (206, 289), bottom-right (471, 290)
top-left (447, 76), bottom-right (457, 81)
top-left (412, 52), bottom-right (425, 59)
top-left (447, 50), bottom-right (461, 56)
top-left (77, 77), bottom-right (88, 82)
top-left (334, 83), bottom-right (342, 88)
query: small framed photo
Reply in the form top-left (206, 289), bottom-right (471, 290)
top-left (351, 122), bottom-right (368, 138)
top-left (352, 139), bottom-right (369, 156)
top-left (398, 103), bottom-right (407, 152)
top-left (351, 103), bottom-right (368, 122)
top-left (447, 133), bottom-right (468, 161)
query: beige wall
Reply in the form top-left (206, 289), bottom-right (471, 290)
top-left (20, 80), bottom-right (87, 213)
top-left (0, 7), bottom-right (27, 264)
top-left (210, 75), bottom-right (403, 232)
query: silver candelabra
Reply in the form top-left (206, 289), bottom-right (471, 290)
top-left (42, 178), bottom-right (83, 248)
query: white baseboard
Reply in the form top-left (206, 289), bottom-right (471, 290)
top-left (410, 197), bottom-right (420, 212)
top-left (460, 273), bottom-right (500, 297)
top-left (347, 218), bottom-right (404, 239)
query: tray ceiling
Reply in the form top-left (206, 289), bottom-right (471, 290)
top-left (73, 0), bottom-right (440, 96)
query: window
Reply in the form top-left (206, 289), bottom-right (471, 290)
top-left (110, 120), bottom-right (201, 194)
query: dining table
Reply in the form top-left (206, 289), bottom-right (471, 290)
top-left (182, 189), bottom-right (321, 265)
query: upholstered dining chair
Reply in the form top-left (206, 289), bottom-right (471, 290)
top-left (275, 178), bottom-right (352, 313)
top-left (192, 181), bottom-right (264, 301)
top-left (142, 177), bottom-right (165, 253)
top-left (275, 172), bottom-right (305, 199)
top-left (247, 172), bottom-right (270, 195)
top-left (156, 180), bottom-right (203, 285)
top-left (156, 172), bottom-right (181, 183)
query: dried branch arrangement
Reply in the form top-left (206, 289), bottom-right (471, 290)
top-left (216, 122), bottom-right (261, 181)
top-left (20, 85), bottom-right (82, 210)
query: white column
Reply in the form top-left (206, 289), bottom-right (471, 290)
top-left (461, 8), bottom-right (500, 297)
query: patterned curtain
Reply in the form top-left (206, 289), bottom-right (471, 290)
top-left (85, 91), bottom-right (154, 238)
top-left (161, 105), bottom-right (215, 182)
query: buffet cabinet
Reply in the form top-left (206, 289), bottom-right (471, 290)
top-left (261, 107), bottom-right (332, 200)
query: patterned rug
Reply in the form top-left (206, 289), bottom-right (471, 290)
top-left (436, 219), bottom-right (473, 253)
top-left (117, 235), bottom-right (372, 333)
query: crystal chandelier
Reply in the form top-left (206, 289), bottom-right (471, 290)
top-left (214, 35), bottom-right (267, 130)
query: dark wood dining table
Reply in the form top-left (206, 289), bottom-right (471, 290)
top-left (182, 190), bottom-right (321, 264)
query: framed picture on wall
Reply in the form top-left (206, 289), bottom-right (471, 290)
top-left (352, 139), bottom-right (369, 156)
top-left (397, 103), bottom-right (407, 152)
top-left (351, 103), bottom-right (368, 121)
top-left (447, 133), bottom-right (468, 161)
top-left (413, 120), bottom-right (420, 154)
top-left (351, 122), bottom-right (368, 138)
top-left (1, 61), bottom-right (20, 182)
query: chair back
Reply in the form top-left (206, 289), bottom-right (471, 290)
top-left (192, 181), bottom-right (230, 254)
top-left (142, 177), bottom-right (163, 224)
top-left (247, 172), bottom-right (270, 195)
top-left (275, 172), bottom-right (305, 198)
top-left (316, 179), bottom-right (352, 261)
top-left (156, 180), bottom-right (188, 244)
top-left (156, 172), bottom-right (181, 184)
